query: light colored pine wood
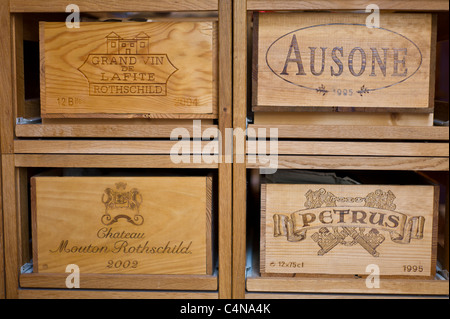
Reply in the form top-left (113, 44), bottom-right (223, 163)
top-left (250, 141), bottom-right (449, 157)
top-left (248, 125), bottom-right (449, 140)
top-left (15, 154), bottom-right (219, 169)
top-left (261, 183), bottom-right (438, 277)
top-left (18, 289), bottom-right (219, 299)
top-left (2, 0), bottom-right (234, 300)
top-left (247, 0), bottom-right (449, 12)
top-left (15, 124), bottom-right (219, 138)
top-left (0, 1), bottom-right (14, 154)
top-left (10, 0), bottom-right (219, 12)
top-left (41, 22), bottom-right (217, 118)
top-left (14, 140), bottom-right (219, 155)
top-left (248, 156), bottom-right (449, 171)
top-left (12, 14), bottom-right (24, 121)
top-left (232, 0), bottom-right (248, 300)
top-left (218, 0), bottom-right (233, 300)
top-left (20, 273), bottom-right (217, 291)
top-left (245, 292), bottom-right (449, 299)
top-left (254, 112), bottom-right (434, 127)
top-left (254, 13), bottom-right (435, 111)
top-left (232, 0), bottom-right (450, 301)
top-left (41, 118), bottom-right (216, 125)
top-left (1, 155), bottom-right (19, 299)
top-left (32, 176), bottom-right (213, 275)
top-left (246, 275), bottom-right (449, 295)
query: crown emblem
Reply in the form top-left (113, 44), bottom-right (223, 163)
top-left (101, 182), bottom-right (144, 226)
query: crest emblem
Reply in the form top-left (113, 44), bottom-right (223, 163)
top-left (78, 32), bottom-right (178, 97)
top-left (101, 182), bottom-right (144, 226)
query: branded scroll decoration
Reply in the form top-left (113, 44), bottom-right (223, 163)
top-left (101, 182), bottom-right (144, 226)
top-left (273, 189), bottom-right (426, 257)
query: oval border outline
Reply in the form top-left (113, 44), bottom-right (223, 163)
top-left (265, 23), bottom-right (424, 93)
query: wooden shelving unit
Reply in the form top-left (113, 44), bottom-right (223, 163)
top-left (1, 0), bottom-right (449, 300)
top-left (0, 0), bottom-right (232, 299)
top-left (233, 0), bottom-right (450, 299)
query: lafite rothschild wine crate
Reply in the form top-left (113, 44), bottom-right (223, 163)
top-left (253, 12), bottom-right (437, 126)
top-left (31, 176), bottom-right (213, 275)
top-left (40, 21), bottom-right (217, 118)
top-left (261, 176), bottom-right (439, 278)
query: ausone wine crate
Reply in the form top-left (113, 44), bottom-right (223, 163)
top-left (260, 175), bottom-right (439, 278)
top-left (253, 12), bottom-right (437, 124)
top-left (31, 175), bottom-right (213, 275)
top-left (40, 21), bottom-right (217, 118)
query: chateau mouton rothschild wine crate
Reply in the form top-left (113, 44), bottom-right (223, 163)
top-left (31, 176), bottom-right (213, 275)
top-left (40, 22), bottom-right (217, 118)
top-left (253, 12), bottom-right (436, 125)
top-left (261, 177), bottom-right (439, 278)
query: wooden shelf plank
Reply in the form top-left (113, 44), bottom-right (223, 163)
top-left (15, 154), bottom-right (219, 169)
top-left (20, 273), bottom-right (217, 291)
top-left (247, 0), bottom-right (449, 12)
top-left (16, 124), bottom-right (219, 139)
top-left (18, 289), bottom-right (219, 299)
top-left (248, 125), bottom-right (450, 141)
top-left (245, 292), bottom-right (449, 299)
top-left (10, 0), bottom-right (218, 12)
top-left (246, 276), bottom-right (449, 295)
top-left (248, 141), bottom-right (449, 157)
top-left (247, 156), bottom-right (449, 171)
top-left (14, 140), bottom-right (218, 155)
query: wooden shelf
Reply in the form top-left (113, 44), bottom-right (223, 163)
top-left (250, 141), bottom-right (449, 157)
top-left (245, 292), bottom-right (449, 299)
top-left (232, 0), bottom-right (450, 300)
top-left (14, 154), bottom-right (218, 169)
top-left (16, 124), bottom-right (219, 139)
top-left (248, 125), bottom-right (450, 141)
top-left (18, 289), bottom-right (219, 299)
top-left (1, 0), bottom-right (233, 299)
top-left (247, 0), bottom-right (449, 12)
top-left (246, 274), bottom-right (449, 296)
top-left (9, 0), bottom-right (218, 13)
top-left (14, 140), bottom-right (219, 155)
top-left (247, 156), bottom-right (449, 171)
top-left (20, 273), bottom-right (218, 291)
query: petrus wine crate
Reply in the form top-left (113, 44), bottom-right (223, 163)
top-left (261, 176), bottom-right (439, 278)
top-left (40, 22), bottom-right (217, 118)
top-left (253, 12), bottom-right (437, 124)
top-left (31, 176), bottom-right (213, 275)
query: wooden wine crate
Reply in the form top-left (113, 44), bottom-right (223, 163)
top-left (261, 180), bottom-right (439, 278)
top-left (40, 22), bottom-right (217, 118)
top-left (253, 12), bottom-right (437, 122)
top-left (31, 176), bottom-right (213, 275)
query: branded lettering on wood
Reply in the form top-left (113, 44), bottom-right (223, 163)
top-left (254, 13), bottom-right (435, 111)
top-left (32, 177), bottom-right (213, 275)
top-left (40, 22), bottom-right (217, 118)
top-left (261, 184), bottom-right (438, 277)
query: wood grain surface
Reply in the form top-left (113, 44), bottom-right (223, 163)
top-left (254, 12), bottom-right (435, 111)
top-left (32, 176), bottom-right (213, 275)
top-left (261, 183), bottom-right (438, 277)
top-left (41, 22), bottom-right (217, 118)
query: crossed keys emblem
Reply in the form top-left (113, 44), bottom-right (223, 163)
top-left (311, 227), bottom-right (385, 257)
